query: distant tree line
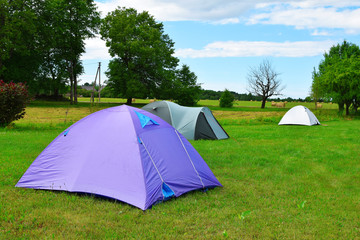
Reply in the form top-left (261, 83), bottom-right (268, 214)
top-left (4, 2), bottom-right (357, 110)
top-left (199, 89), bottom-right (305, 102)
top-left (200, 89), bottom-right (263, 101)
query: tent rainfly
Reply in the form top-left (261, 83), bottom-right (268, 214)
top-left (142, 101), bottom-right (229, 140)
top-left (278, 105), bottom-right (320, 126)
top-left (16, 105), bottom-right (222, 210)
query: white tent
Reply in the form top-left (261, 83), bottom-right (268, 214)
top-left (278, 105), bottom-right (320, 126)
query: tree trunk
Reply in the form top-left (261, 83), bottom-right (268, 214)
top-left (126, 97), bottom-right (132, 105)
top-left (261, 98), bottom-right (266, 108)
top-left (70, 73), bottom-right (73, 104)
top-left (74, 72), bottom-right (78, 104)
top-left (345, 102), bottom-right (351, 115)
top-left (0, 61), bottom-right (3, 79)
top-left (338, 101), bottom-right (344, 114)
top-left (54, 87), bottom-right (59, 98)
top-left (49, 57), bottom-right (58, 98)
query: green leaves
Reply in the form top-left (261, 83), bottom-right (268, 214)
top-left (171, 64), bottom-right (201, 106)
top-left (220, 89), bottom-right (235, 108)
top-left (0, 0), bottom-right (100, 100)
top-left (297, 200), bottom-right (307, 209)
top-left (101, 7), bottom-right (200, 104)
top-left (312, 41), bottom-right (360, 115)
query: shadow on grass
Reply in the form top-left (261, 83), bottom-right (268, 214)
top-left (29, 186), bottom-right (219, 211)
top-left (4, 122), bottom-right (72, 131)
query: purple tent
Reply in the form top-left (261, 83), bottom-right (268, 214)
top-left (16, 105), bottom-right (222, 210)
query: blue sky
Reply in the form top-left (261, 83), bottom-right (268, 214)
top-left (80, 1), bottom-right (360, 99)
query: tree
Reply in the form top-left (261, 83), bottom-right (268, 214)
top-left (220, 89), bottom-right (234, 108)
top-left (0, 0), bottom-right (100, 100)
top-left (32, 0), bottom-right (71, 97)
top-left (0, 0), bottom-right (40, 84)
top-left (247, 59), bottom-right (284, 108)
top-left (52, 0), bottom-right (100, 104)
top-left (100, 7), bottom-right (179, 105)
top-left (310, 68), bottom-right (325, 109)
top-left (171, 65), bottom-right (201, 106)
top-left (312, 41), bottom-right (360, 115)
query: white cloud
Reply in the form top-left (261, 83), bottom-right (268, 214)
top-left (311, 30), bottom-right (331, 36)
top-left (81, 36), bottom-right (111, 61)
top-left (95, 1), bottom-right (360, 34)
top-left (95, 0), bottom-right (269, 21)
top-left (249, 2), bottom-right (360, 33)
top-left (175, 40), bottom-right (335, 58)
top-left (212, 18), bottom-right (240, 25)
top-left (94, 0), bottom-right (360, 37)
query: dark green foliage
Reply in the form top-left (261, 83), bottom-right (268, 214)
top-left (172, 65), bottom-right (201, 106)
top-left (77, 88), bottom-right (92, 98)
top-left (220, 89), bottom-right (234, 108)
top-left (48, 0), bottom-right (100, 104)
top-left (312, 40), bottom-right (360, 115)
top-left (199, 89), bottom-right (305, 102)
top-left (98, 85), bottom-right (119, 98)
top-left (199, 89), bottom-right (223, 100)
top-left (0, 80), bottom-right (31, 127)
top-left (0, 0), bottom-right (100, 102)
top-left (100, 7), bottom-right (179, 104)
top-left (0, 0), bottom-right (40, 84)
top-left (200, 89), bottom-right (263, 101)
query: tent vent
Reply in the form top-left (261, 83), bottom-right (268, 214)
top-left (162, 182), bottom-right (175, 200)
top-left (134, 111), bottom-right (159, 128)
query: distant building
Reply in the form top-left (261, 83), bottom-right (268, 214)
top-left (80, 85), bottom-right (105, 92)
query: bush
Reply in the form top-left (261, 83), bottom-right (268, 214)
top-left (77, 88), bottom-right (93, 97)
top-left (219, 89), bottom-right (235, 108)
top-left (0, 80), bottom-right (31, 127)
top-left (35, 94), bottom-right (69, 101)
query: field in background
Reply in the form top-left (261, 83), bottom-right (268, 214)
top-left (78, 97), bottom-right (339, 110)
top-left (16, 99), bottom-right (340, 127)
top-left (1, 100), bottom-right (359, 239)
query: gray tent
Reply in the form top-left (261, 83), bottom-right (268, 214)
top-left (142, 101), bottom-right (229, 140)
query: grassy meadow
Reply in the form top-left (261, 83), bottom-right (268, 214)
top-left (1, 99), bottom-right (360, 239)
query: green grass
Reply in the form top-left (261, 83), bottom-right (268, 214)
top-left (1, 101), bottom-right (359, 239)
top-left (198, 99), bottom-right (339, 110)
top-left (76, 97), bottom-right (339, 110)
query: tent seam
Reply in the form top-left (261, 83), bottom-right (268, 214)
top-left (140, 137), bottom-right (176, 201)
top-left (174, 130), bottom-right (205, 189)
top-left (166, 101), bottom-right (174, 126)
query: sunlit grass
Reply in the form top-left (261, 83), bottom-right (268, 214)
top-left (1, 101), bottom-right (359, 239)
top-left (75, 97), bottom-right (339, 110)
top-left (199, 99), bottom-right (339, 110)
